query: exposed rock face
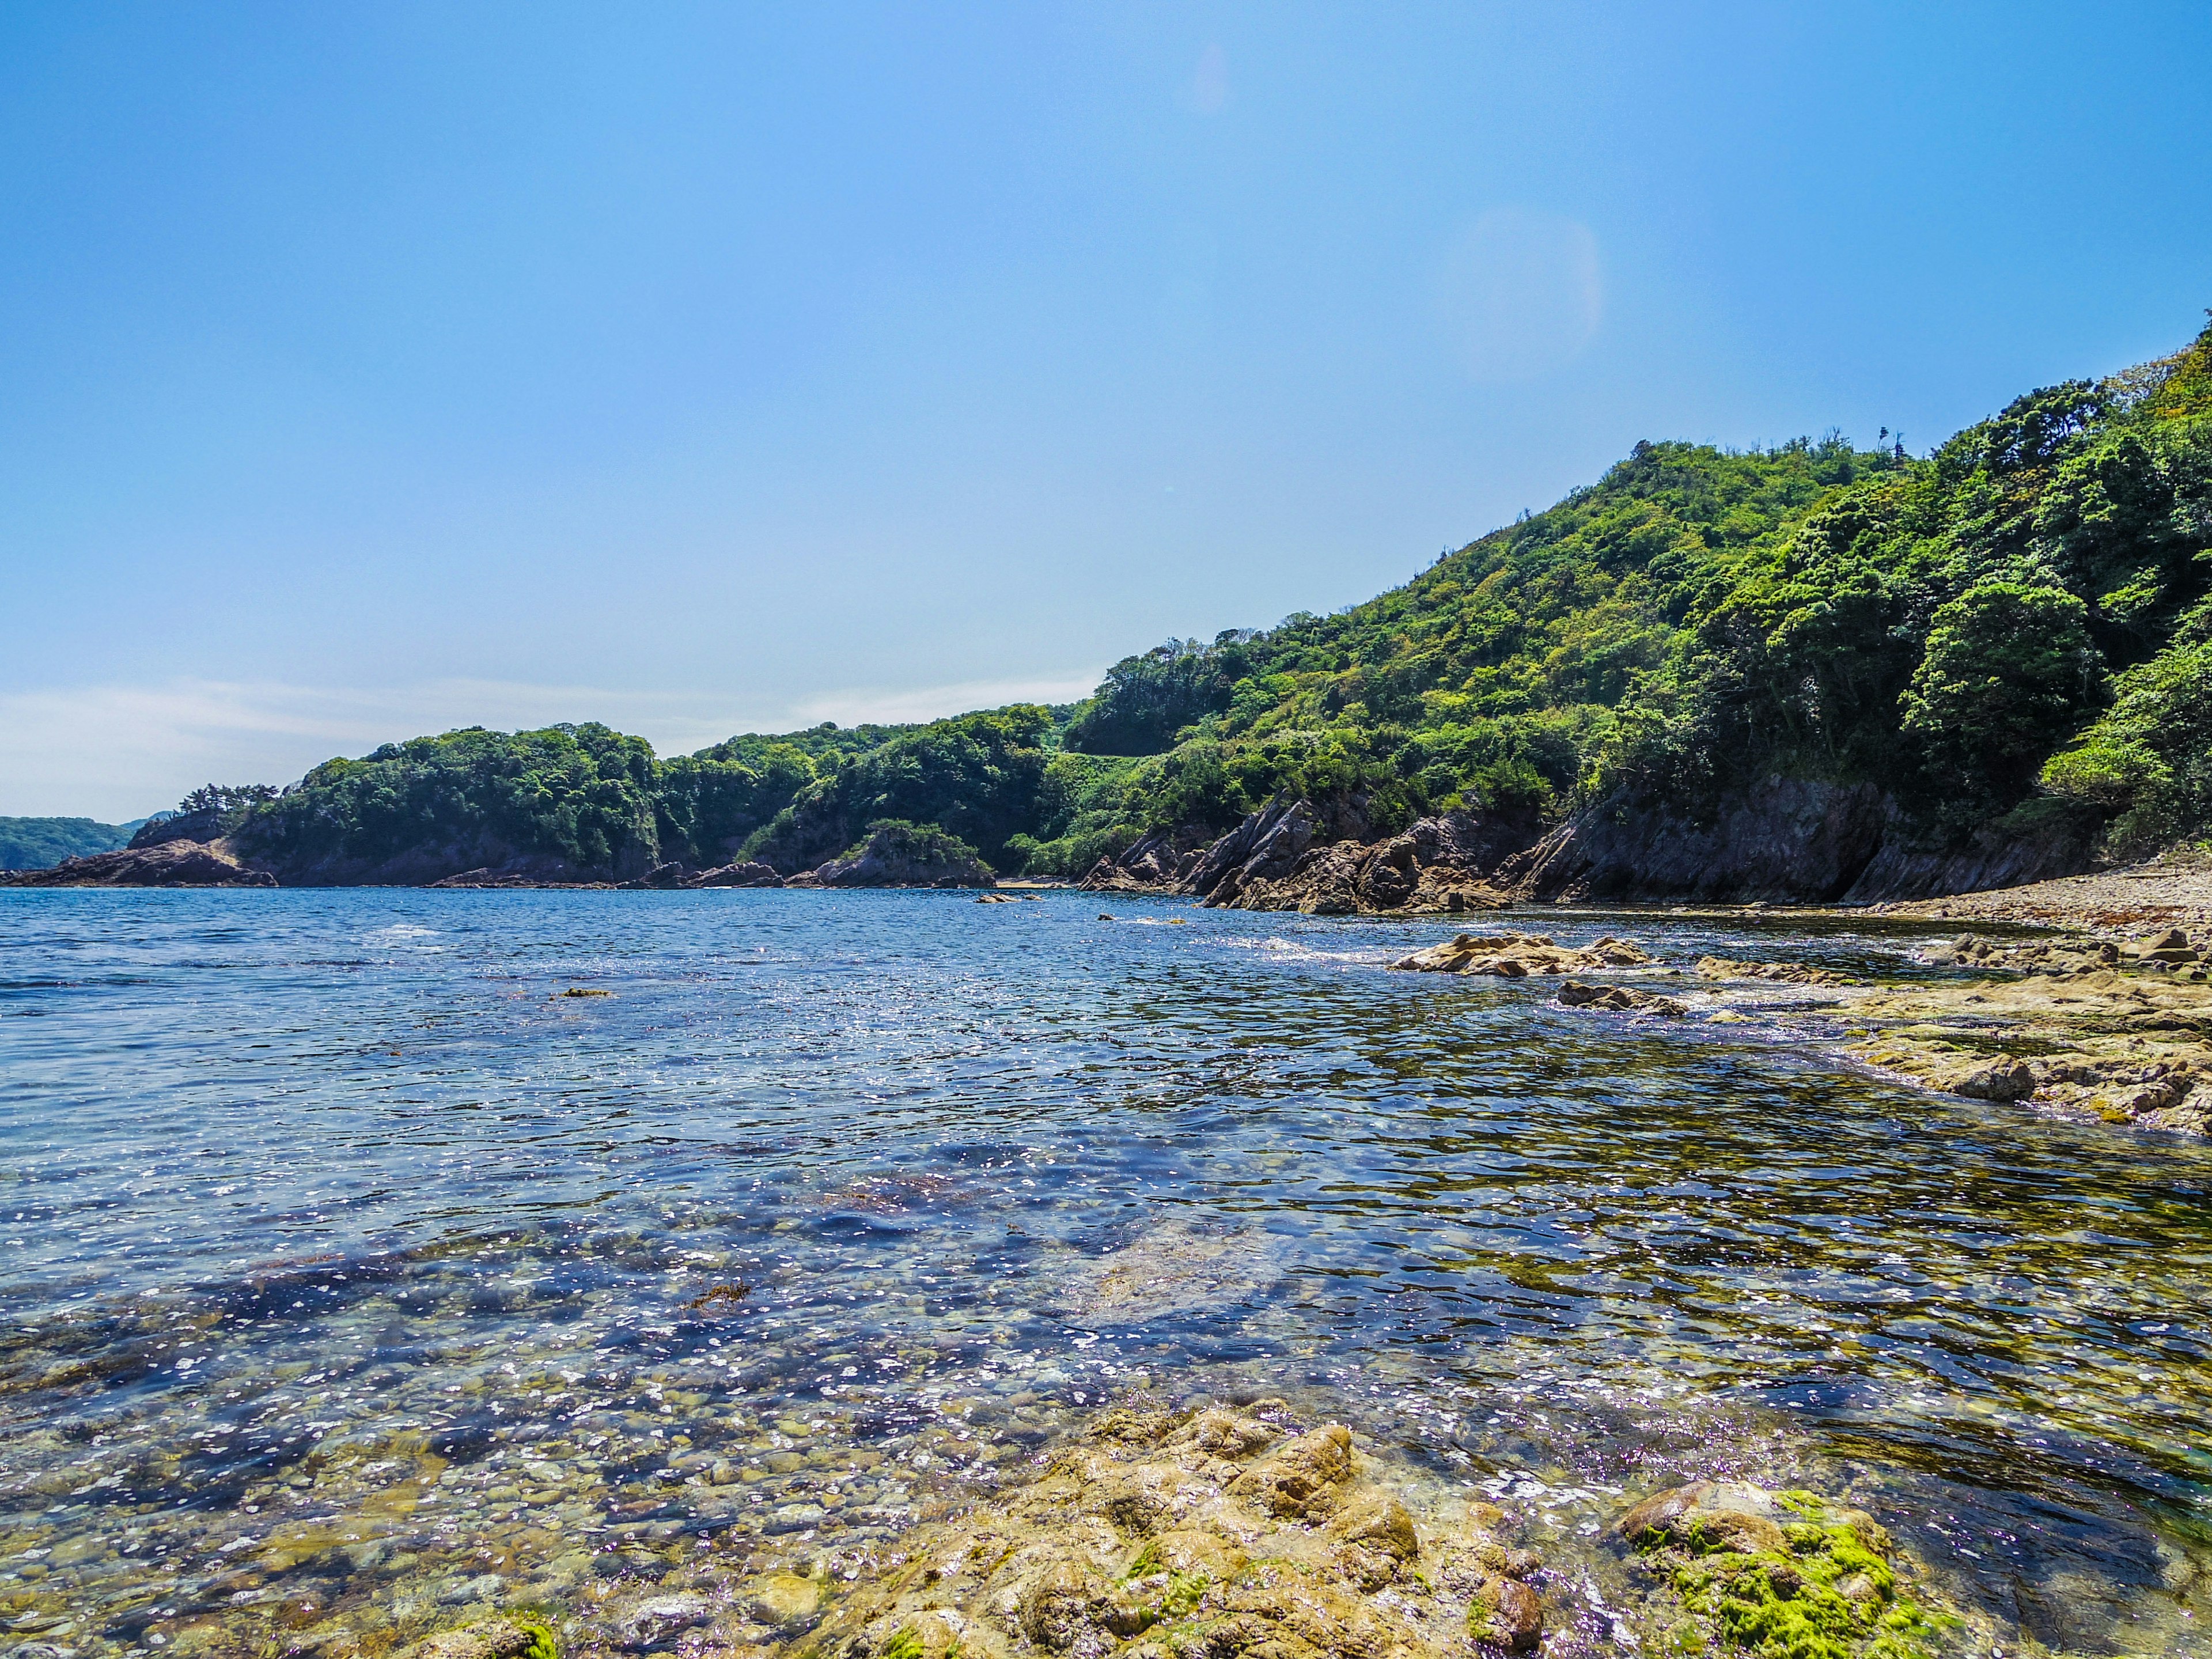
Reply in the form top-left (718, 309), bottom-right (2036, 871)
top-left (686, 859), bottom-right (784, 888)
top-left (1503, 781), bottom-right (2093, 904)
top-left (1697, 957), bottom-right (1858, 987)
top-left (808, 1400), bottom-right (1548, 1659)
top-left (128, 809), bottom-right (230, 849)
top-left (1556, 979), bottom-right (1687, 1016)
top-left (1082, 798), bottom-right (1531, 916)
top-left (1081, 827), bottom-right (1216, 893)
top-left (790, 824), bottom-right (997, 889)
top-left (0, 840), bottom-right (276, 888)
top-left (1391, 931), bottom-right (1655, 978)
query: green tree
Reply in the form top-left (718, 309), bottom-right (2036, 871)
top-left (1899, 582), bottom-right (2104, 809)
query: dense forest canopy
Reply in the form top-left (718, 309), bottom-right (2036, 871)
top-left (0, 816), bottom-right (138, 871)
top-left (166, 314), bottom-right (2212, 882)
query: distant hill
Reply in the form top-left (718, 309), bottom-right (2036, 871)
top-left (0, 816), bottom-right (142, 870)
top-left (64, 310), bottom-right (2212, 895)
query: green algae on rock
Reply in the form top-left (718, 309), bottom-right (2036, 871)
top-left (804, 1401), bottom-right (1548, 1659)
top-left (1618, 1483), bottom-right (1945, 1659)
top-left (403, 1615), bottom-right (559, 1659)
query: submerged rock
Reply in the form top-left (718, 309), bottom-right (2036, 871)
top-left (809, 1401), bottom-right (1547, 1659)
top-left (401, 1617), bottom-right (558, 1659)
top-left (1616, 1482), bottom-right (1938, 1659)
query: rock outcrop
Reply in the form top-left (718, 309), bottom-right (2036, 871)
top-left (0, 840), bottom-right (276, 887)
top-left (687, 859), bottom-right (785, 888)
top-left (806, 1400), bottom-right (1547, 1659)
top-left (1840, 969), bottom-right (2212, 1134)
top-left (1615, 1482), bottom-right (1941, 1659)
top-left (788, 823), bottom-right (997, 889)
top-left (1391, 931), bottom-right (1655, 977)
top-left (1502, 780), bottom-right (2094, 905)
top-left (1556, 979), bottom-right (1687, 1016)
top-left (1081, 798), bottom-right (1531, 916)
top-left (1696, 957), bottom-right (1858, 987)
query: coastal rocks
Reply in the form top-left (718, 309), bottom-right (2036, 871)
top-left (789, 823), bottom-right (997, 889)
top-left (399, 1617), bottom-right (556, 1659)
top-left (808, 1400), bottom-right (1548, 1659)
top-left (0, 839), bottom-right (277, 887)
top-left (1696, 957), bottom-right (1857, 987)
top-left (1842, 972), bottom-right (2212, 1134)
top-left (1910, 930), bottom-right (2209, 978)
top-left (1391, 931), bottom-right (1654, 977)
top-left (1556, 979), bottom-right (1687, 1017)
top-left (1615, 1482), bottom-right (1938, 1659)
top-left (686, 859), bottom-right (784, 888)
top-left (1080, 799), bottom-right (1531, 916)
top-left (1500, 779), bottom-right (2091, 904)
top-left (1081, 827), bottom-right (1215, 893)
top-left (1503, 780), bottom-right (1895, 904)
top-left (1194, 804), bottom-right (1530, 915)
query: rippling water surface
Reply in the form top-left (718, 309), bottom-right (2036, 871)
top-left (3, 890), bottom-right (2208, 1657)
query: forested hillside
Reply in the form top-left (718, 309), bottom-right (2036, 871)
top-left (146, 313), bottom-right (2211, 888)
top-left (0, 816), bottom-right (138, 870)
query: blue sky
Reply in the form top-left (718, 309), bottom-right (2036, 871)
top-left (2, 3), bottom-right (2208, 818)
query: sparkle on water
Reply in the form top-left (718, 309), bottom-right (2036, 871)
top-left (1, 889), bottom-right (2207, 1657)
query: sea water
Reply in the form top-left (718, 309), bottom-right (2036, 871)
top-left (2, 889), bottom-right (2207, 1656)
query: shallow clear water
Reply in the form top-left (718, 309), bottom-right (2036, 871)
top-left (2, 890), bottom-right (2207, 1657)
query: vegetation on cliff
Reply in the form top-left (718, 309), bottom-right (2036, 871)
top-left (126, 312), bottom-right (2212, 885)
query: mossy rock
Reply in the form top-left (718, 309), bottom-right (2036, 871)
top-left (1620, 1485), bottom-right (1945, 1659)
top-left (403, 1618), bottom-right (558, 1659)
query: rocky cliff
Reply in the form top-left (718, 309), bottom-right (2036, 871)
top-left (1081, 782), bottom-right (2094, 912)
top-left (1505, 781), bottom-right (2095, 904)
top-left (1082, 796), bottom-right (1535, 915)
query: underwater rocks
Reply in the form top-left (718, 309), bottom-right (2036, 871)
top-left (808, 1400), bottom-right (1549, 1659)
top-left (1051, 1222), bottom-right (1289, 1321)
top-left (1390, 931), bottom-right (1655, 978)
top-left (404, 1617), bottom-right (559, 1659)
top-left (1615, 1482), bottom-right (1941, 1659)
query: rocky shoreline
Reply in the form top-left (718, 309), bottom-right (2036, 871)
top-left (394, 1398), bottom-right (1961, 1659)
top-left (1384, 923), bottom-right (2212, 1138)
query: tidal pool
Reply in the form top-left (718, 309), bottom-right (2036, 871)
top-left (1, 890), bottom-right (2206, 1657)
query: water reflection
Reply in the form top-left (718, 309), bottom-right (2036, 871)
top-left (0, 890), bottom-right (2206, 1656)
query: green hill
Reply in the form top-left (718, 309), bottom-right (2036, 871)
top-left (0, 816), bottom-right (139, 870)
top-left (127, 311), bottom-right (2212, 891)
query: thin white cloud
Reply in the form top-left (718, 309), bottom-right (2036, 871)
top-left (0, 672), bottom-right (1108, 821)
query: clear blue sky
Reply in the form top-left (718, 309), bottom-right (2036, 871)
top-left (3, 2), bottom-right (2208, 818)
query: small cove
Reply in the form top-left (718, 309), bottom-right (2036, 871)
top-left (2, 889), bottom-right (2207, 1657)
